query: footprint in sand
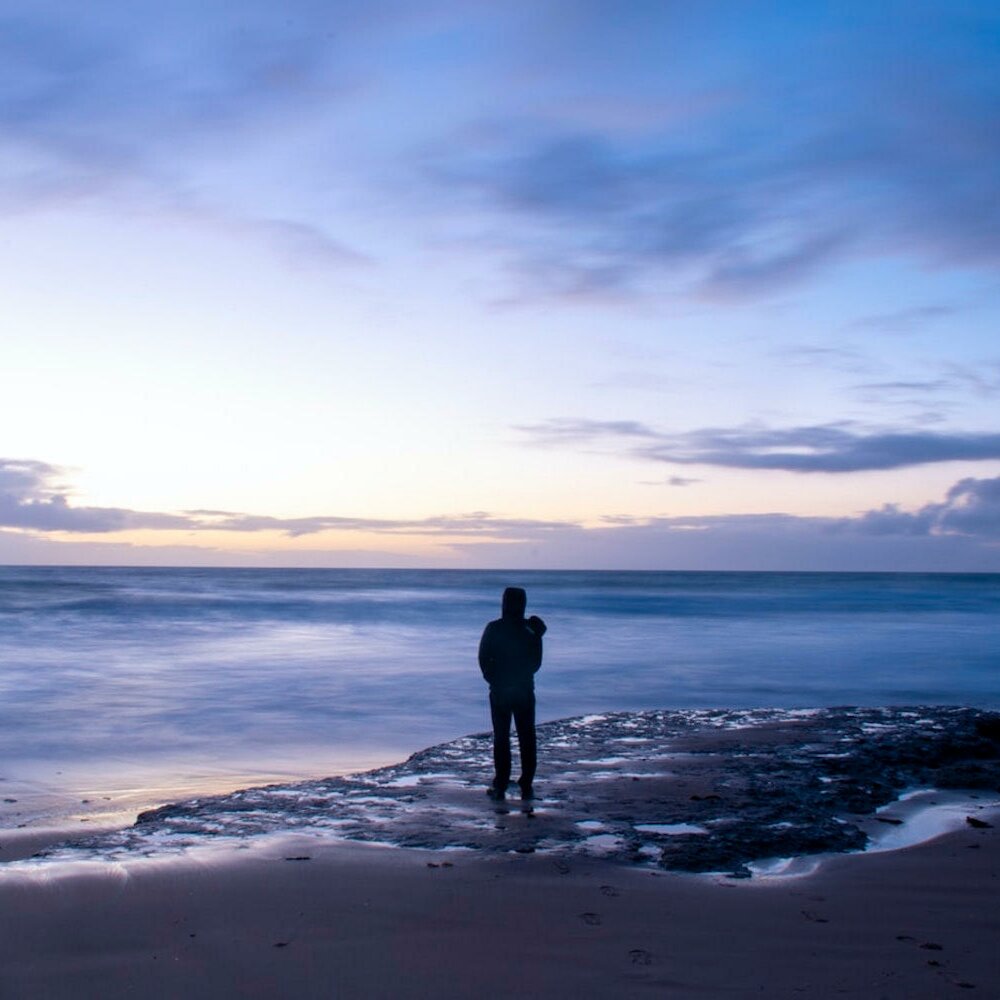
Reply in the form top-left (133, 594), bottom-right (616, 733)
top-left (553, 859), bottom-right (570, 875)
top-left (579, 912), bottom-right (602, 926)
top-left (600, 885), bottom-right (620, 897)
top-left (628, 948), bottom-right (653, 966)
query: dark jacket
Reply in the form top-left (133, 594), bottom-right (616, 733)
top-left (478, 612), bottom-right (546, 696)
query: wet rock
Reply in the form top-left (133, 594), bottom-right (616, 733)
top-left (31, 706), bottom-right (1000, 876)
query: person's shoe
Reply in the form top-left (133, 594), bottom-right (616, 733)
top-left (519, 783), bottom-right (534, 800)
top-left (486, 785), bottom-right (506, 801)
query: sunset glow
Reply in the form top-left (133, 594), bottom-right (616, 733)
top-left (2, 2), bottom-right (999, 570)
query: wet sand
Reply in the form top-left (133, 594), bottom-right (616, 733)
top-left (1, 817), bottom-right (997, 999)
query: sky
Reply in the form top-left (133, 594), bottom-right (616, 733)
top-left (2, 0), bottom-right (999, 570)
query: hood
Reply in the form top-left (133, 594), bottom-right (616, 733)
top-left (501, 586), bottom-right (527, 618)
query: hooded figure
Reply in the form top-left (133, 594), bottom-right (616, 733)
top-left (478, 586), bottom-right (547, 800)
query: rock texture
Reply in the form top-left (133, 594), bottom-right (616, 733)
top-left (27, 706), bottom-right (1000, 876)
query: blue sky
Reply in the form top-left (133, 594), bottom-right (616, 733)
top-left (2, 1), bottom-right (999, 569)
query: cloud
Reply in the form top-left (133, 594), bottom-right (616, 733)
top-left (849, 304), bottom-right (957, 333)
top-left (518, 419), bottom-right (1000, 473)
top-left (0, 3), bottom-right (376, 265)
top-left (944, 362), bottom-right (1000, 399)
top-left (697, 232), bottom-right (847, 299)
top-left (600, 476), bottom-right (1000, 542)
top-left (515, 418), bottom-right (659, 446)
top-left (231, 217), bottom-right (370, 269)
top-left (417, 4), bottom-right (1000, 299)
top-left (854, 476), bottom-right (1000, 539)
top-left (639, 425), bottom-right (1000, 472)
top-left (849, 363), bottom-right (1000, 410)
top-left (446, 477), bottom-right (1000, 571)
top-left (0, 458), bottom-right (575, 539)
top-left (849, 380), bottom-right (954, 409)
top-left (853, 380), bottom-right (951, 395)
top-left (4, 3), bottom-right (998, 297)
top-left (774, 345), bottom-right (876, 376)
top-left (199, 511), bottom-right (574, 539)
top-left (640, 475), bottom-right (702, 487)
top-left (3, 458), bottom-right (999, 570)
top-left (0, 459), bottom-right (192, 532)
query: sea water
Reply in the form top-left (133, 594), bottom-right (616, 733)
top-left (1, 568), bottom-right (997, 824)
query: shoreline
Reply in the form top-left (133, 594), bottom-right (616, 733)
top-left (0, 748), bottom-right (403, 833)
top-left (3, 705), bottom-right (999, 997)
top-left (5, 705), bottom-right (1000, 874)
top-left (1, 821), bottom-right (997, 998)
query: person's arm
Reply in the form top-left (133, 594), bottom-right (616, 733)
top-left (478, 623), bottom-right (496, 683)
top-left (526, 616), bottom-right (546, 673)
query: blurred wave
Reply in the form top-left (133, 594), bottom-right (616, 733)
top-left (0, 568), bottom-right (997, 782)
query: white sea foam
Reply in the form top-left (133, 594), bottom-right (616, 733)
top-left (580, 834), bottom-right (622, 854)
top-left (635, 823), bottom-right (708, 835)
top-left (862, 791), bottom-right (1000, 854)
top-left (741, 792), bottom-right (1000, 883)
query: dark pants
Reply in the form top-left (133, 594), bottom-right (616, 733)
top-left (489, 688), bottom-right (536, 792)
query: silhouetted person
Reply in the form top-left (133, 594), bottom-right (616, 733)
top-left (478, 586), bottom-right (546, 801)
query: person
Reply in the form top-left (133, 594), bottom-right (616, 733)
top-left (478, 586), bottom-right (546, 801)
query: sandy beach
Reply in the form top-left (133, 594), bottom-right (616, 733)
top-left (1, 817), bottom-right (997, 999)
top-left (3, 706), bottom-right (1000, 998)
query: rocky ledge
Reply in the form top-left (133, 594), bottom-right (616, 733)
top-left (31, 706), bottom-right (1000, 876)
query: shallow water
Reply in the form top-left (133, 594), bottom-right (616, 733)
top-left (1, 568), bottom-right (998, 825)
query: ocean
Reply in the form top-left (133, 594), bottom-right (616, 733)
top-left (1, 567), bottom-right (998, 827)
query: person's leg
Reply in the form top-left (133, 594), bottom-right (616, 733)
top-left (489, 691), bottom-right (513, 796)
top-left (512, 693), bottom-right (537, 795)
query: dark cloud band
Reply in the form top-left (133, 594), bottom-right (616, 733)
top-left (3, 459), bottom-right (1000, 553)
top-left (518, 419), bottom-right (1000, 473)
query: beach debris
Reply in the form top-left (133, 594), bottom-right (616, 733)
top-left (965, 816), bottom-right (992, 829)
